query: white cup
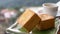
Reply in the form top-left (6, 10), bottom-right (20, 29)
top-left (42, 3), bottom-right (58, 17)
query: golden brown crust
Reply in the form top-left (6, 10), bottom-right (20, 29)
top-left (39, 14), bottom-right (55, 21)
top-left (18, 9), bottom-right (35, 26)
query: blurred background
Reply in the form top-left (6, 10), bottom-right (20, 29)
top-left (0, 0), bottom-right (59, 8)
top-left (0, 0), bottom-right (60, 34)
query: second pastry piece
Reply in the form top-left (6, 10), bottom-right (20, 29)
top-left (36, 14), bottom-right (55, 30)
